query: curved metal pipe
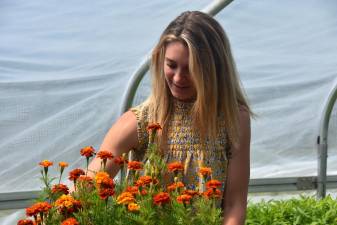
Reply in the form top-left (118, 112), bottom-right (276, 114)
top-left (317, 80), bottom-right (337, 198)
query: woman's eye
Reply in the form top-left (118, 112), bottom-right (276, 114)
top-left (166, 64), bottom-right (176, 69)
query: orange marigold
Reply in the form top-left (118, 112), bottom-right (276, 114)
top-left (182, 189), bottom-right (199, 197)
top-left (17, 219), bottom-right (34, 225)
top-left (203, 189), bottom-right (222, 199)
top-left (117, 192), bottom-right (135, 205)
top-left (128, 203), bottom-right (140, 212)
top-left (125, 186), bottom-right (139, 195)
top-left (58, 162), bottom-right (69, 168)
top-left (26, 202), bottom-right (52, 217)
top-left (61, 217), bottom-right (79, 225)
top-left (97, 150), bottom-right (113, 160)
top-left (39, 160), bottom-right (53, 168)
top-left (147, 123), bottom-right (162, 132)
top-left (95, 171), bottom-right (110, 186)
top-left (167, 182), bottom-right (185, 192)
top-left (114, 156), bottom-right (128, 165)
top-left (135, 175), bottom-right (157, 187)
top-left (77, 175), bottom-right (93, 183)
top-left (99, 188), bottom-right (115, 200)
top-left (167, 162), bottom-right (184, 173)
top-left (199, 167), bottom-right (212, 177)
top-left (127, 161), bottom-right (143, 170)
top-left (177, 194), bottom-right (192, 204)
top-left (153, 192), bottom-right (170, 206)
top-left (55, 195), bottom-right (82, 214)
top-left (80, 146), bottom-right (95, 158)
top-left (206, 179), bottom-right (222, 189)
top-left (51, 184), bottom-right (69, 195)
top-left (68, 168), bottom-right (85, 181)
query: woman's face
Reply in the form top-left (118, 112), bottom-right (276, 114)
top-left (163, 41), bottom-right (197, 102)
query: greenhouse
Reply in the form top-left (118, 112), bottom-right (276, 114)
top-left (0, 0), bottom-right (336, 224)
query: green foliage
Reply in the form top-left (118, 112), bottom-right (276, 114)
top-left (246, 195), bottom-right (337, 225)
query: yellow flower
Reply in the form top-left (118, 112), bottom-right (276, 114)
top-left (117, 192), bottom-right (135, 205)
top-left (128, 203), bottom-right (140, 212)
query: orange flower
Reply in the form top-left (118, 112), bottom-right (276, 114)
top-left (114, 156), bottom-right (128, 165)
top-left (25, 202), bottom-right (52, 217)
top-left (61, 217), bottom-right (79, 225)
top-left (182, 189), bottom-right (199, 197)
top-left (203, 189), bottom-right (222, 199)
top-left (177, 194), bottom-right (192, 204)
top-left (117, 192), bottom-right (135, 205)
top-left (167, 162), bottom-right (184, 173)
top-left (39, 160), bottom-right (53, 168)
top-left (78, 175), bottom-right (93, 183)
top-left (95, 171), bottom-right (110, 187)
top-left (135, 175), bottom-right (158, 187)
top-left (69, 168), bottom-right (85, 181)
top-left (58, 162), bottom-right (69, 168)
top-left (128, 203), bottom-right (140, 212)
top-left (51, 184), bottom-right (69, 195)
top-left (17, 219), bottom-right (35, 225)
top-left (125, 186), bottom-right (139, 195)
top-left (55, 195), bottom-right (82, 214)
top-left (206, 179), bottom-right (222, 189)
top-left (153, 192), bottom-right (170, 206)
top-left (98, 188), bottom-right (115, 200)
top-left (199, 167), bottom-right (212, 177)
top-left (97, 150), bottom-right (113, 160)
top-left (80, 146), bottom-right (95, 158)
top-left (147, 123), bottom-right (162, 133)
top-left (167, 182), bottom-right (185, 192)
top-left (127, 161), bottom-right (143, 170)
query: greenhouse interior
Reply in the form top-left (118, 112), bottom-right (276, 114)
top-left (0, 0), bottom-right (336, 224)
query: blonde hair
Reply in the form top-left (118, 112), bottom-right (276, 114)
top-left (148, 11), bottom-right (252, 147)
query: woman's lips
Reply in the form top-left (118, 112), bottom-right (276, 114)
top-left (173, 83), bottom-right (189, 89)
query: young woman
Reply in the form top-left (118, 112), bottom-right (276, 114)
top-left (88, 11), bottom-right (252, 225)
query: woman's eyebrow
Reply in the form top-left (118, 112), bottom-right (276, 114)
top-left (165, 57), bottom-right (176, 63)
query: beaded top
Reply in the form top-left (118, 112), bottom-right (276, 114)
top-left (130, 99), bottom-right (229, 193)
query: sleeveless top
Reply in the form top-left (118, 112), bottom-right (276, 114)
top-left (130, 99), bottom-right (230, 196)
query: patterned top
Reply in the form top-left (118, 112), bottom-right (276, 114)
top-left (130, 99), bottom-right (230, 197)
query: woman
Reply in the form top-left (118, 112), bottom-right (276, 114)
top-left (88, 11), bottom-right (252, 225)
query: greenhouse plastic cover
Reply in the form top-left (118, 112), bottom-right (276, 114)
top-left (0, 0), bottom-right (337, 223)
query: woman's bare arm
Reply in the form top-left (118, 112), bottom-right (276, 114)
top-left (87, 110), bottom-right (138, 178)
top-left (222, 109), bottom-right (251, 225)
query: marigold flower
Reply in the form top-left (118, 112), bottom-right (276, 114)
top-left (95, 171), bottom-right (110, 186)
top-left (167, 182), bottom-right (185, 192)
top-left (68, 168), bottom-right (85, 181)
top-left (26, 202), bottom-right (52, 217)
top-left (182, 189), bottom-right (199, 197)
top-left (51, 184), bottom-right (69, 195)
top-left (153, 192), bottom-right (170, 206)
top-left (39, 160), bottom-right (53, 168)
top-left (127, 161), bottom-right (143, 170)
top-left (206, 179), bottom-right (222, 189)
top-left (80, 146), bottom-right (95, 158)
top-left (147, 123), bottom-right (162, 133)
top-left (203, 189), bottom-right (222, 199)
top-left (17, 219), bottom-right (34, 225)
top-left (99, 188), bottom-right (115, 200)
top-left (97, 150), bottom-right (113, 160)
top-left (135, 175), bottom-right (158, 187)
top-left (199, 167), bottom-right (212, 177)
top-left (78, 175), bottom-right (93, 183)
top-left (177, 194), bottom-right (192, 204)
top-left (126, 186), bottom-right (139, 195)
top-left (128, 203), bottom-right (140, 212)
top-left (55, 195), bottom-right (82, 214)
top-left (114, 156), bottom-right (128, 165)
top-left (167, 162), bottom-right (184, 173)
top-left (117, 192), bottom-right (135, 205)
top-left (58, 162), bottom-right (69, 168)
top-left (61, 217), bottom-right (79, 225)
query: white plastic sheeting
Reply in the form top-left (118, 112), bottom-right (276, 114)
top-left (0, 0), bottom-right (337, 223)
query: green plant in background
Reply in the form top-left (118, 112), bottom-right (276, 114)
top-left (246, 195), bottom-right (337, 225)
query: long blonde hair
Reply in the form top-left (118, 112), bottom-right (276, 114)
top-left (148, 11), bottom-right (252, 147)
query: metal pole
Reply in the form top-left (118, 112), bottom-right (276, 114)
top-left (317, 80), bottom-right (337, 198)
